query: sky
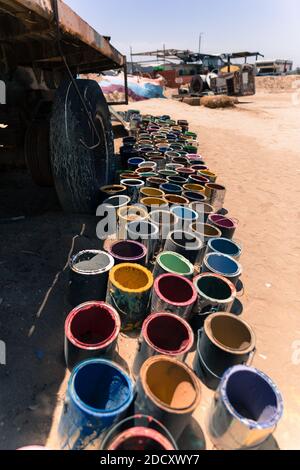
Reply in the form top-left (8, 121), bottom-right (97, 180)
top-left (65, 0), bottom-right (300, 66)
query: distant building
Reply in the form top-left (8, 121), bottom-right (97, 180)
top-left (256, 59), bottom-right (293, 76)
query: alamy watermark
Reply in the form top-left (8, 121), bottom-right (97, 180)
top-left (0, 80), bottom-right (6, 105)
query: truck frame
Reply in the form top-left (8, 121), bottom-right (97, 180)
top-left (0, 0), bottom-right (127, 213)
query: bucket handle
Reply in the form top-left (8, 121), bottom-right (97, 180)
top-left (246, 347), bottom-right (256, 366)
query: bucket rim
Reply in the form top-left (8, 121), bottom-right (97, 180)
top-left (65, 301), bottom-right (121, 350)
top-left (208, 237), bottom-right (242, 257)
top-left (143, 312), bottom-right (194, 356)
top-left (154, 273), bottom-right (198, 307)
top-left (69, 359), bottom-right (134, 417)
top-left (203, 313), bottom-right (256, 355)
top-left (70, 250), bottom-right (114, 275)
top-left (167, 230), bottom-right (204, 250)
top-left (194, 273), bottom-right (237, 303)
top-left (203, 253), bottom-right (243, 278)
top-left (107, 426), bottom-right (176, 451)
top-left (110, 263), bottom-right (154, 294)
top-left (219, 365), bottom-right (284, 430)
top-left (140, 356), bottom-right (201, 413)
top-left (157, 251), bottom-right (194, 276)
top-left (108, 240), bottom-right (147, 262)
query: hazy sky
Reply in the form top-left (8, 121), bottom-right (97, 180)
top-left (65, 0), bottom-right (300, 66)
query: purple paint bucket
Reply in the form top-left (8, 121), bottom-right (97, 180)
top-left (151, 274), bottom-right (197, 320)
top-left (208, 365), bottom-right (284, 450)
top-left (208, 214), bottom-right (238, 240)
top-left (108, 240), bottom-right (147, 265)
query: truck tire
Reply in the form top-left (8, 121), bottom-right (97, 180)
top-left (50, 79), bottom-right (115, 213)
top-left (190, 75), bottom-right (204, 95)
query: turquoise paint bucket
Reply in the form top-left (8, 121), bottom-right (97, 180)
top-left (58, 359), bottom-right (134, 450)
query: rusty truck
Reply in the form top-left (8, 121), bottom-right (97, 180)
top-left (0, 0), bottom-right (127, 213)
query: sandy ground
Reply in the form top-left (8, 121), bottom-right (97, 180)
top-left (0, 91), bottom-right (299, 450)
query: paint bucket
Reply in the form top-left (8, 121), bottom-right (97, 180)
top-left (138, 161), bottom-right (157, 171)
top-left (165, 151), bottom-right (181, 163)
top-left (65, 302), bottom-right (121, 370)
top-left (202, 253), bottom-right (243, 286)
top-left (136, 166), bottom-right (156, 176)
top-left (128, 157), bottom-right (145, 171)
top-left (165, 163), bottom-right (184, 172)
top-left (167, 175), bottom-right (188, 186)
top-left (100, 185), bottom-right (127, 202)
top-left (133, 313), bottom-right (194, 376)
top-left (159, 183), bottom-right (182, 196)
top-left (205, 183), bottom-right (226, 212)
top-left (177, 168), bottom-right (196, 178)
top-left (184, 145), bottom-right (198, 154)
top-left (153, 252), bottom-right (194, 279)
top-left (208, 214), bottom-right (238, 240)
top-left (190, 222), bottom-right (222, 244)
top-left (206, 238), bottom-right (242, 260)
top-left (192, 273), bottom-right (237, 327)
top-left (126, 220), bottom-right (159, 265)
top-left (119, 172), bottom-right (139, 180)
top-left (148, 210), bottom-right (178, 253)
top-left (208, 365), bottom-right (283, 450)
top-left (158, 170), bottom-right (178, 178)
top-left (135, 356), bottom-right (201, 440)
top-left (106, 263), bottom-right (153, 331)
top-left (170, 206), bottom-right (199, 230)
top-left (164, 195), bottom-right (188, 207)
top-left (139, 197), bottom-right (169, 212)
top-left (183, 184), bottom-right (205, 194)
top-left (172, 157), bottom-right (190, 167)
top-left (107, 240), bottom-right (147, 266)
top-left (199, 170), bottom-right (217, 183)
top-left (151, 274), bottom-right (197, 320)
top-left (69, 251), bottom-right (114, 308)
top-left (118, 205), bottom-right (148, 239)
top-left (164, 230), bottom-right (203, 265)
top-left (147, 156), bottom-right (165, 171)
top-left (58, 359), bottom-right (134, 450)
top-left (101, 414), bottom-right (177, 450)
top-left (182, 191), bottom-right (207, 203)
top-left (102, 195), bottom-right (131, 214)
top-left (146, 177), bottom-right (167, 189)
top-left (188, 174), bottom-right (210, 186)
top-left (139, 187), bottom-right (165, 200)
top-left (138, 172), bottom-right (158, 181)
top-left (121, 179), bottom-right (145, 204)
top-left (194, 313), bottom-right (256, 390)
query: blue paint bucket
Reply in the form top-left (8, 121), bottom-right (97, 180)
top-left (202, 253), bottom-right (242, 286)
top-left (58, 359), bottom-right (134, 450)
top-left (171, 206), bottom-right (199, 230)
top-left (159, 183), bottom-right (182, 196)
top-left (208, 365), bottom-right (284, 450)
top-left (128, 158), bottom-right (145, 171)
top-left (207, 238), bottom-right (242, 260)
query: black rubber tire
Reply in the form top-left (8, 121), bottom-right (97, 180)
top-left (190, 75), bottom-right (204, 95)
top-left (50, 79), bottom-right (115, 213)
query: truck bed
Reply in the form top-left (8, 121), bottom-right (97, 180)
top-left (0, 0), bottom-right (125, 74)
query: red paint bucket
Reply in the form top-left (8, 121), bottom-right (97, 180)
top-left (208, 214), bottom-right (238, 240)
top-left (65, 302), bottom-right (121, 370)
top-left (101, 415), bottom-right (177, 450)
top-left (133, 312), bottom-right (194, 376)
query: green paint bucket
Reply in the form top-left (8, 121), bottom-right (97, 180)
top-left (153, 252), bottom-right (194, 279)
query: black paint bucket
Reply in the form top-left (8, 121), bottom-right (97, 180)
top-left (193, 313), bottom-right (256, 390)
top-left (69, 250), bottom-right (114, 308)
top-left (64, 301), bottom-right (121, 370)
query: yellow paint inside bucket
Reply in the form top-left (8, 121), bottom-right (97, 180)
top-left (110, 263), bottom-right (153, 293)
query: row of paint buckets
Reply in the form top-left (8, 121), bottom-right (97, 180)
top-left (54, 114), bottom-right (283, 451)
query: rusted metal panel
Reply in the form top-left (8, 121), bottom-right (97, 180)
top-left (0, 0), bottom-right (124, 71)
